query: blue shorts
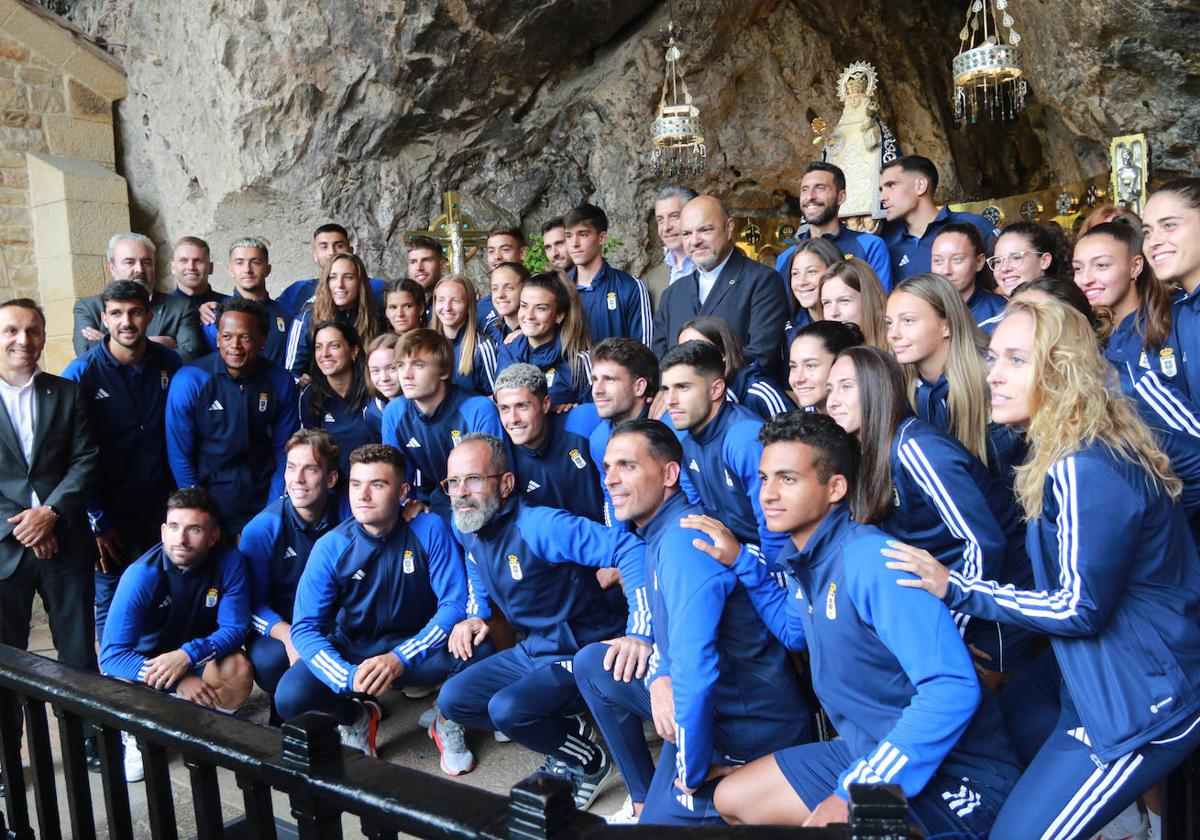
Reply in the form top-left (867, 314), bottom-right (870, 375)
top-left (775, 739), bottom-right (1004, 839)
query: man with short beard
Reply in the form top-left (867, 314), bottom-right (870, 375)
top-left (436, 433), bottom-right (650, 810)
top-left (406, 235), bottom-right (447, 296)
top-left (772, 163), bottom-right (892, 291)
top-left (63, 281), bottom-right (184, 644)
top-left (541, 217), bottom-right (572, 272)
top-left (73, 233), bottom-right (204, 361)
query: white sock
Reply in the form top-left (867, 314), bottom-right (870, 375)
top-left (1147, 809), bottom-right (1161, 839)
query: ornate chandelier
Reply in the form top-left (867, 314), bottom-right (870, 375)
top-left (952, 0), bottom-right (1028, 125)
top-left (651, 20), bottom-right (706, 177)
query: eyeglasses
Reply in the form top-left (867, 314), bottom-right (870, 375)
top-left (986, 251), bottom-right (1044, 270)
top-left (439, 473), bottom-right (502, 494)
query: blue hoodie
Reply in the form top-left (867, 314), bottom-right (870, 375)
top-left (496, 333), bottom-right (592, 408)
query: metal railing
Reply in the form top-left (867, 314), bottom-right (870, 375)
top-left (0, 645), bottom-right (921, 839)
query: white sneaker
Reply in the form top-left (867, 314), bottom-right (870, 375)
top-left (121, 732), bottom-right (144, 783)
top-left (417, 704), bottom-right (439, 729)
top-left (494, 730), bottom-right (511, 743)
top-left (1094, 801), bottom-right (1149, 839)
top-left (401, 684), bottom-right (438, 700)
top-left (337, 699), bottom-right (381, 757)
top-left (429, 716), bottom-right (475, 776)
top-left (605, 795), bottom-right (639, 824)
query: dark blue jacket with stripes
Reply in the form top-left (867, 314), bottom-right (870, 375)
top-left (290, 513), bottom-right (467, 692)
top-left (725, 362), bottom-right (796, 421)
top-left (570, 260), bottom-right (653, 346)
top-left (510, 407), bottom-right (605, 523)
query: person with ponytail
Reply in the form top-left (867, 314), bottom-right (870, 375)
top-left (299, 320), bottom-right (380, 513)
top-left (786, 320), bottom-right (863, 414)
top-left (430, 275), bottom-right (498, 397)
top-left (886, 273), bottom-right (1024, 482)
top-left (496, 270), bottom-right (593, 410)
top-left (817, 258), bottom-right (888, 349)
top-left (365, 333), bottom-right (402, 426)
top-left (989, 222), bottom-right (1068, 297)
top-left (784, 238), bottom-right (843, 353)
top-left (1145, 178), bottom-right (1200, 397)
top-left (930, 223), bottom-right (1005, 332)
top-left (825, 346), bottom-right (1035, 679)
top-left (287, 253), bottom-right (383, 382)
top-left (887, 299), bottom-right (1200, 839)
top-left (383, 278), bottom-right (427, 335)
top-left (678, 315), bottom-right (795, 420)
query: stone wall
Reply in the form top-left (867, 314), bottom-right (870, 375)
top-left (52, 0), bottom-right (1200, 290)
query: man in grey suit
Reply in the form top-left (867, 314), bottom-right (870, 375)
top-left (651, 195), bottom-right (790, 377)
top-left (73, 233), bottom-right (204, 361)
top-left (0, 298), bottom-right (100, 672)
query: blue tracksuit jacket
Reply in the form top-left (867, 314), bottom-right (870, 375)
top-left (277, 277), bottom-right (387, 320)
top-left (1106, 308), bottom-right (1189, 398)
top-left (640, 492), bottom-right (810, 789)
top-left (732, 504), bottom-right (1021, 800)
top-left (782, 309), bottom-right (814, 358)
top-left (99, 544), bottom-right (250, 685)
top-left (882, 207), bottom-right (999, 282)
top-left (299, 386), bottom-right (382, 514)
top-left (884, 417), bottom-right (1033, 665)
top-left (944, 441), bottom-right (1200, 761)
top-left (165, 353), bottom-right (299, 532)
top-left (1117, 366), bottom-right (1200, 519)
top-left (202, 292), bottom-right (292, 367)
top-left (450, 330), bottom-right (498, 396)
top-left (965, 287), bottom-right (1006, 335)
top-left (290, 512), bottom-right (467, 692)
top-left (510, 408), bottom-right (605, 523)
top-left (61, 339), bottom-right (182, 533)
top-left (570, 260), bottom-right (653, 346)
top-left (913, 377), bottom-right (1027, 482)
top-left (774, 225), bottom-right (894, 291)
top-left (240, 495), bottom-right (341, 636)
top-left (725, 362), bottom-right (796, 420)
top-left (455, 497), bottom-right (650, 657)
top-left (495, 334), bottom-right (592, 408)
top-left (677, 402), bottom-right (789, 565)
top-left (380, 385), bottom-right (504, 520)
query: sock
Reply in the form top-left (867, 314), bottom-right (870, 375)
top-left (1148, 809), bottom-right (1161, 839)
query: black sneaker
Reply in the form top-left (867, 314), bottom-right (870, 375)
top-left (84, 735), bottom-right (102, 774)
top-left (563, 746), bottom-right (612, 811)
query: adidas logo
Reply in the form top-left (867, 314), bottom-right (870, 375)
top-left (526, 480), bottom-right (541, 492)
top-left (157, 596), bottom-right (172, 609)
top-left (689, 459), bottom-right (700, 472)
top-left (284, 546), bottom-right (297, 558)
top-left (94, 388), bottom-right (110, 400)
top-left (406, 437), bottom-right (421, 448)
top-left (351, 569), bottom-right (366, 581)
top-left (898, 254), bottom-right (910, 267)
top-left (324, 413), bottom-right (335, 422)
top-left (209, 400), bottom-right (224, 411)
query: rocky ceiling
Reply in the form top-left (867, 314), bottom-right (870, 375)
top-left (53, 0), bottom-right (1200, 284)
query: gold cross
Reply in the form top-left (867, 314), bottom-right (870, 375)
top-left (406, 191), bottom-right (490, 274)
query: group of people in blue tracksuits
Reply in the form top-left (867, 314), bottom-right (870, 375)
top-left (58, 173), bottom-right (1200, 839)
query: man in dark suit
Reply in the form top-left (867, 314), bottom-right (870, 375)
top-left (651, 196), bottom-right (790, 376)
top-left (0, 298), bottom-right (100, 669)
top-left (72, 233), bottom-right (204, 361)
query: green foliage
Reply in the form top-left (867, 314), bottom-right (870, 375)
top-left (523, 233), bottom-right (624, 273)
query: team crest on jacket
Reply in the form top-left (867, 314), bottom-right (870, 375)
top-left (569, 448), bottom-right (586, 469)
top-left (450, 429), bottom-right (462, 446)
top-left (205, 587), bottom-right (219, 608)
top-left (545, 368), bottom-right (556, 388)
top-left (1161, 348), bottom-right (1178, 377)
top-left (606, 291), bottom-right (617, 311)
top-left (160, 370), bottom-right (170, 390)
top-left (508, 554), bottom-right (523, 581)
top-left (403, 550), bottom-right (415, 574)
top-left (724, 469), bottom-right (734, 487)
top-left (825, 582), bottom-right (837, 620)
top-left (276, 316), bottom-right (286, 333)
top-left (258, 392), bottom-right (269, 412)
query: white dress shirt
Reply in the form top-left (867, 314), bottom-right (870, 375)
top-left (0, 369), bottom-right (39, 506)
top-left (697, 249), bottom-right (735, 305)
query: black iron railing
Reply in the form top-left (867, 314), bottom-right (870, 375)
top-left (0, 644), bottom-right (917, 839)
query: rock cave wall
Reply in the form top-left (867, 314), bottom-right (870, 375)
top-left (52, 0), bottom-right (1200, 287)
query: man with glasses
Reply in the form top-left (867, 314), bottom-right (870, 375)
top-left (435, 433), bottom-right (650, 809)
top-left (277, 444), bottom-right (485, 770)
top-left (880, 156), bottom-right (999, 282)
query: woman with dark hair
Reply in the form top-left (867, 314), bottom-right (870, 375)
top-left (1146, 178), bottom-right (1200, 397)
top-left (888, 299), bottom-right (1200, 839)
top-left (786, 320), bottom-right (863, 413)
top-left (930, 223), bottom-right (1005, 332)
top-left (495, 269), bottom-right (592, 409)
top-left (784, 238), bottom-right (844, 352)
top-left (287, 253), bottom-right (384, 381)
top-left (299, 320), bottom-right (381, 514)
top-left (383, 278), bottom-right (427, 335)
top-left (989, 222), bottom-right (1070, 297)
top-left (825, 346), bottom-right (1035, 681)
top-left (678, 315), bottom-right (795, 420)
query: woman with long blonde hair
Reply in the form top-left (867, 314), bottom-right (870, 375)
top-left (817, 259), bottom-right (888, 349)
top-left (887, 298), bottom-right (1200, 839)
top-left (286, 252), bottom-right (383, 380)
top-left (430, 274), bottom-right (497, 396)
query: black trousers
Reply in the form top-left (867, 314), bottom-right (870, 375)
top-left (0, 551), bottom-right (97, 672)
